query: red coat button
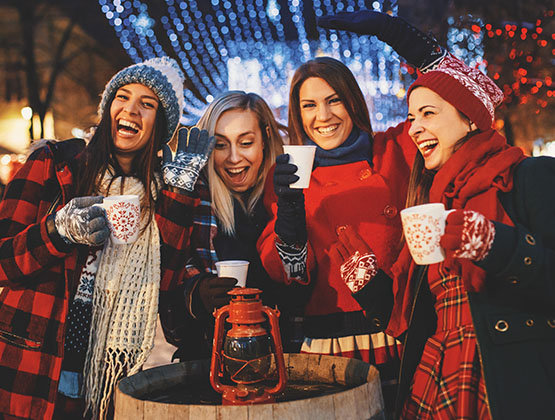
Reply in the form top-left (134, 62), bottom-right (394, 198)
top-left (359, 169), bottom-right (371, 180)
top-left (383, 205), bottom-right (398, 218)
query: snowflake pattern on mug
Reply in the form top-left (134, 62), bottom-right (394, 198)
top-left (106, 201), bottom-right (140, 242)
top-left (403, 214), bottom-right (443, 262)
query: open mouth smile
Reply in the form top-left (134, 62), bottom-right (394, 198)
top-left (316, 124), bottom-right (339, 135)
top-left (226, 167), bottom-right (248, 178)
top-left (418, 139), bottom-right (439, 157)
top-left (117, 119), bottom-right (140, 135)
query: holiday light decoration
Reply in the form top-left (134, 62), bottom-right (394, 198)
top-left (98, 0), bottom-right (486, 129)
top-left (479, 9), bottom-right (554, 116)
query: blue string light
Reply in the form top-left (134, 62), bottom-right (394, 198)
top-left (99, 0), bottom-right (484, 127)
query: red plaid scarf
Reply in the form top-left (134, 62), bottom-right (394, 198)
top-left (388, 129), bottom-right (525, 337)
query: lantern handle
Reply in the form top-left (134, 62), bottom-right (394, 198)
top-left (210, 306), bottom-right (230, 393)
top-left (263, 306), bottom-right (288, 395)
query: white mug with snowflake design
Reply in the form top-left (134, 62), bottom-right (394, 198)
top-left (96, 195), bottom-right (140, 244)
top-left (400, 203), bottom-right (455, 265)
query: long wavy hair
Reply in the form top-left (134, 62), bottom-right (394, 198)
top-left (197, 91), bottom-right (285, 235)
top-left (74, 91), bottom-right (167, 222)
top-left (288, 57), bottom-right (373, 145)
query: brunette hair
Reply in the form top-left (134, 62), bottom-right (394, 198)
top-left (74, 93), bottom-right (167, 221)
top-left (288, 57), bottom-right (373, 145)
top-left (197, 91), bottom-right (285, 235)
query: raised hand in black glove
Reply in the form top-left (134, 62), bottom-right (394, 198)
top-left (196, 274), bottom-right (237, 316)
top-left (317, 10), bottom-right (445, 71)
top-left (274, 153), bottom-right (307, 245)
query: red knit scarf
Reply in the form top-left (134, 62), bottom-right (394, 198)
top-left (387, 129), bottom-right (525, 337)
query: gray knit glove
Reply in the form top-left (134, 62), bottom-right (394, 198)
top-left (54, 196), bottom-right (109, 246)
top-left (162, 127), bottom-right (216, 192)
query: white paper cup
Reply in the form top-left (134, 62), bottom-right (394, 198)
top-left (400, 203), bottom-right (454, 265)
top-left (215, 260), bottom-right (249, 287)
top-left (96, 195), bottom-right (140, 244)
top-left (283, 145), bottom-right (316, 189)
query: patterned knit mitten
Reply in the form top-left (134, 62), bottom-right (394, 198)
top-left (440, 209), bottom-right (496, 261)
top-left (162, 127), bottom-right (216, 192)
top-left (340, 251), bottom-right (378, 293)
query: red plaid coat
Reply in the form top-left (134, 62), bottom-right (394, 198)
top-left (0, 140), bottom-right (190, 420)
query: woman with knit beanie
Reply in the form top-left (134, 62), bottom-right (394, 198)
top-left (0, 57), bottom-right (203, 420)
top-left (158, 91), bottom-right (308, 361)
top-left (319, 10), bottom-right (555, 420)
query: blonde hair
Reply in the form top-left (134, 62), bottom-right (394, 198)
top-left (197, 91), bottom-right (285, 235)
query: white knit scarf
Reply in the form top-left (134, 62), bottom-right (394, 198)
top-left (83, 173), bottom-right (160, 420)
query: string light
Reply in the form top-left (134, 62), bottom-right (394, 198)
top-left (99, 0), bottom-right (487, 129)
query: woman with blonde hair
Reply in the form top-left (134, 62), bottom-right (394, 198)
top-left (159, 91), bottom-right (302, 361)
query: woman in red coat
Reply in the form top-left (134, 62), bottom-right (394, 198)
top-left (0, 58), bottom-right (194, 420)
top-left (257, 55), bottom-right (417, 408)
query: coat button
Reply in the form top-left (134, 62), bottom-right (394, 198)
top-left (383, 205), bottom-right (398, 219)
top-left (525, 319), bottom-right (534, 327)
top-left (547, 319), bottom-right (555, 328)
top-left (58, 167), bottom-right (64, 172)
top-left (494, 320), bottom-right (509, 332)
top-left (359, 169), bottom-right (371, 180)
top-left (336, 225), bottom-right (347, 235)
top-left (372, 318), bottom-right (381, 328)
top-left (524, 257), bottom-right (532, 265)
top-left (507, 276), bottom-right (518, 285)
top-left (525, 234), bottom-right (536, 245)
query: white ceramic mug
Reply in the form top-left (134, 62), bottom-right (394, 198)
top-left (283, 145), bottom-right (317, 189)
top-left (215, 260), bottom-right (250, 287)
top-left (96, 195), bottom-right (141, 245)
top-left (400, 203), bottom-right (454, 265)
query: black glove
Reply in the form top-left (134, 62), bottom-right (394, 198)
top-left (274, 154), bottom-right (307, 245)
top-left (317, 10), bottom-right (445, 70)
top-left (196, 274), bottom-right (237, 315)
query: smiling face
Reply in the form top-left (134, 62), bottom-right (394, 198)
top-left (299, 77), bottom-right (354, 150)
top-left (213, 109), bottom-right (264, 193)
top-left (408, 87), bottom-right (475, 171)
top-left (110, 83), bottom-right (159, 168)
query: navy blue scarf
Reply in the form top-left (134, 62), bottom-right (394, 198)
top-left (305, 127), bottom-right (373, 167)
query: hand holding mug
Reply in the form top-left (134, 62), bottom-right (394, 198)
top-left (54, 196), bottom-right (110, 246)
top-left (197, 274), bottom-right (238, 315)
top-left (440, 209), bottom-right (495, 261)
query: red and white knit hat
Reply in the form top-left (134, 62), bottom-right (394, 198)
top-left (408, 55), bottom-right (504, 131)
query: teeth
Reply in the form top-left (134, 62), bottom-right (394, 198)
top-left (228, 168), bottom-right (245, 174)
top-left (119, 119), bottom-right (139, 130)
top-left (419, 140), bottom-right (438, 151)
top-left (317, 125), bottom-right (338, 134)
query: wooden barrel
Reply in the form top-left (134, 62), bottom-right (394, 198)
top-left (115, 353), bottom-right (385, 420)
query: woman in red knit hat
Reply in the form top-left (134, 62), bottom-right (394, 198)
top-left (319, 10), bottom-right (555, 420)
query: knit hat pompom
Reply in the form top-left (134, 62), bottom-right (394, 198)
top-left (408, 55), bottom-right (504, 131)
top-left (98, 56), bottom-right (185, 144)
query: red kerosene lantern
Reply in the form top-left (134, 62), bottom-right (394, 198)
top-left (210, 288), bottom-right (287, 405)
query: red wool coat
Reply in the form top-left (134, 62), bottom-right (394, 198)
top-left (258, 123), bottom-right (416, 318)
top-left (0, 140), bottom-right (188, 420)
